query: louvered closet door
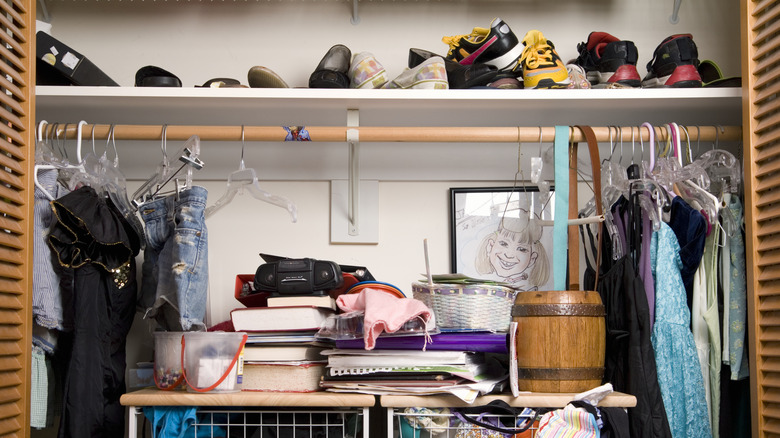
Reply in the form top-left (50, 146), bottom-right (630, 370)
top-left (0, 0), bottom-right (34, 434)
top-left (745, 0), bottom-right (780, 437)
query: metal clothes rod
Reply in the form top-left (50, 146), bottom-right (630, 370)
top-left (42, 124), bottom-right (742, 143)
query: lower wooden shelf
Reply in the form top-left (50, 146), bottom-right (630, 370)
top-left (120, 387), bottom-right (376, 407)
top-left (120, 388), bottom-right (636, 408)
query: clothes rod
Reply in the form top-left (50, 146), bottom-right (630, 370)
top-left (42, 124), bottom-right (742, 143)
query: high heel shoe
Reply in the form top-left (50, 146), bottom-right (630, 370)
top-left (408, 48), bottom-right (498, 89)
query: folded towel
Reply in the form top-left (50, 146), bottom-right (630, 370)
top-left (337, 288), bottom-right (432, 350)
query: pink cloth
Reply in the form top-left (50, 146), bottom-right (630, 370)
top-left (336, 288), bottom-right (432, 350)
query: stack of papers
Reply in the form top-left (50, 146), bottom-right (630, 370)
top-left (320, 348), bottom-right (506, 402)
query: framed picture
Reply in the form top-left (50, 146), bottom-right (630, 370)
top-left (450, 186), bottom-right (555, 291)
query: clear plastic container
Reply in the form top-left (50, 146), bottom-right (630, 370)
top-left (153, 331), bottom-right (185, 390)
top-left (181, 331), bottom-right (248, 393)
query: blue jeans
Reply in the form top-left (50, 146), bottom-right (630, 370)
top-left (140, 186), bottom-right (208, 331)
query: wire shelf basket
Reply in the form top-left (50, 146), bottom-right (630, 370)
top-left (391, 407), bottom-right (538, 438)
top-left (191, 408), bottom-right (364, 438)
top-left (130, 407), bottom-right (366, 438)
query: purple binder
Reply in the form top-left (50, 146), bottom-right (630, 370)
top-left (335, 332), bottom-right (508, 354)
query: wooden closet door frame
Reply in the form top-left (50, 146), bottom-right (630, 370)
top-left (743, 0), bottom-right (780, 437)
top-left (0, 0), bottom-right (35, 434)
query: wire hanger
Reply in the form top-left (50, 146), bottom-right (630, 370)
top-left (205, 125), bottom-right (297, 221)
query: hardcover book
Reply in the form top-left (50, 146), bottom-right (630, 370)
top-left (266, 295), bottom-right (337, 310)
top-left (241, 362), bottom-right (326, 392)
top-left (243, 345), bottom-right (327, 362)
top-left (230, 305), bottom-right (335, 332)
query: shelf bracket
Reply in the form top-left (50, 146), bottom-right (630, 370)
top-left (347, 109), bottom-right (360, 236)
top-left (669, 0), bottom-right (682, 24)
top-left (330, 109), bottom-right (378, 244)
top-left (351, 0), bottom-right (360, 25)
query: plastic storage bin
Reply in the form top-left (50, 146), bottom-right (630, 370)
top-left (181, 331), bottom-right (248, 393)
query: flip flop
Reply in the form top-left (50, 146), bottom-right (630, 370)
top-left (698, 60), bottom-right (741, 88)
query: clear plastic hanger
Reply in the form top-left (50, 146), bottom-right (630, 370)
top-left (697, 126), bottom-right (740, 194)
top-left (205, 126), bottom-right (297, 221)
top-left (96, 125), bottom-right (146, 245)
top-left (600, 127), bottom-right (626, 260)
top-left (131, 129), bottom-right (204, 209)
top-left (34, 121), bottom-right (89, 201)
top-left (35, 120), bottom-right (61, 166)
top-left (667, 123), bottom-right (720, 226)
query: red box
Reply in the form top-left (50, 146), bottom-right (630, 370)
top-left (234, 274), bottom-right (269, 308)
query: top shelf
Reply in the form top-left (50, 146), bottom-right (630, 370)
top-left (36, 86), bottom-right (743, 129)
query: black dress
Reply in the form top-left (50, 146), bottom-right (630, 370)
top-left (581, 198), bottom-right (672, 438)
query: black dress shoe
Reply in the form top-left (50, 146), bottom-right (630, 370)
top-left (135, 65), bottom-right (182, 87)
top-left (309, 44), bottom-right (352, 88)
top-left (408, 48), bottom-right (499, 89)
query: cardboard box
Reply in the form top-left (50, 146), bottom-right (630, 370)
top-left (36, 31), bottom-right (118, 86)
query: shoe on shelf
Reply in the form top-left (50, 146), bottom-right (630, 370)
top-left (409, 48), bottom-right (497, 89)
top-left (135, 65), bottom-right (182, 87)
top-left (248, 66), bottom-right (289, 88)
top-left (383, 56), bottom-right (448, 89)
top-left (565, 64), bottom-right (591, 89)
top-left (516, 30), bottom-right (571, 89)
top-left (698, 59), bottom-right (741, 88)
top-left (309, 44), bottom-right (352, 88)
top-left (574, 32), bottom-right (641, 88)
top-left (488, 77), bottom-right (522, 89)
top-left (349, 52), bottom-right (388, 89)
top-left (642, 34), bottom-right (702, 88)
top-left (441, 18), bottom-right (524, 73)
top-left (198, 78), bottom-right (247, 88)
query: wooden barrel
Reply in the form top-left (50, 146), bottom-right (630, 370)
top-left (512, 290), bottom-right (606, 393)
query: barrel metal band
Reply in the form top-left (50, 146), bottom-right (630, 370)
top-left (517, 367), bottom-right (604, 380)
top-left (511, 303), bottom-right (605, 317)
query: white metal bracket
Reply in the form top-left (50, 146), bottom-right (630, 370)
top-left (330, 109), bottom-right (378, 244)
top-left (347, 109), bottom-right (360, 236)
top-left (351, 0), bottom-right (360, 25)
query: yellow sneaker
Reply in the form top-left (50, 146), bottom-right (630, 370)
top-left (441, 18), bottom-right (524, 73)
top-left (517, 30), bottom-right (571, 89)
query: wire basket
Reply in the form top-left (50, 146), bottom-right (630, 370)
top-left (412, 282), bottom-right (517, 332)
top-left (393, 407), bottom-right (538, 438)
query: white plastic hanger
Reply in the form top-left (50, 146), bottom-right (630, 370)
top-left (205, 126), bottom-right (297, 221)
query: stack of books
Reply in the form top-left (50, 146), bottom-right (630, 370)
top-left (230, 295), bottom-right (337, 392)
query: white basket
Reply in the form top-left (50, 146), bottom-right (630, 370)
top-left (412, 282), bottom-right (517, 332)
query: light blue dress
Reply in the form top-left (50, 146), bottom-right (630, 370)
top-left (650, 223), bottom-right (712, 438)
top-left (727, 197), bottom-right (750, 381)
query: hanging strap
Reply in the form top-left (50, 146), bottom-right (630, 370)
top-left (553, 126), bottom-right (570, 290)
top-left (574, 125), bottom-right (603, 291)
top-left (553, 126), bottom-right (603, 291)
